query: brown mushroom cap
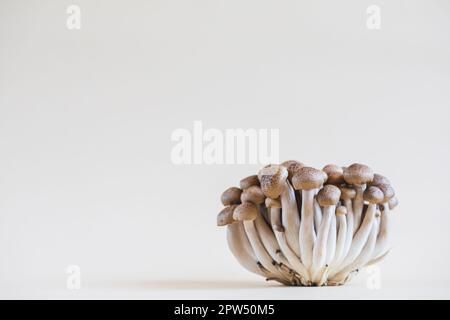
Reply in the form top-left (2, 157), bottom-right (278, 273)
top-left (377, 183), bottom-right (395, 203)
top-left (239, 175), bottom-right (260, 189)
top-left (323, 164), bottom-right (344, 185)
top-left (388, 196), bottom-right (399, 210)
top-left (221, 187), bottom-right (242, 206)
top-left (265, 197), bottom-right (281, 209)
top-left (343, 163), bottom-right (374, 185)
top-left (258, 164), bottom-right (288, 199)
top-left (292, 167), bottom-right (326, 190)
top-left (233, 202), bottom-right (258, 221)
top-left (217, 205), bottom-right (237, 226)
top-left (363, 186), bottom-right (384, 204)
top-left (281, 160), bottom-right (305, 181)
top-left (241, 185), bottom-right (265, 205)
top-left (372, 173), bottom-right (391, 186)
top-left (336, 205), bottom-right (348, 216)
top-left (340, 186), bottom-right (356, 200)
top-left (317, 185), bottom-right (341, 206)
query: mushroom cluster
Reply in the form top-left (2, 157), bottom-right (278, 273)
top-left (217, 162), bottom-right (398, 286)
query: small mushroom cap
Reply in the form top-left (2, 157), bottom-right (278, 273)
top-left (377, 183), bottom-right (395, 202)
top-left (363, 186), bottom-right (384, 204)
top-left (217, 205), bottom-right (237, 226)
top-left (241, 185), bottom-right (265, 205)
top-left (343, 163), bottom-right (374, 185)
top-left (340, 186), bottom-right (356, 200)
top-left (265, 197), bottom-right (281, 209)
top-left (221, 187), bottom-right (242, 206)
top-left (323, 164), bottom-right (344, 185)
top-left (336, 205), bottom-right (347, 216)
top-left (372, 173), bottom-right (391, 186)
top-left (239, 175), bottom-right (260, 189)
top-left (317, 185), bottom-right (341, 206)
top-left (258, 164), bottom-right (288, 198)
top-left (388, 196), bottom-right (399, 210)
top-left (292, 167), bottom-right (326, 190)
top-left (281, 160), bottom-right (304, 181)
top-left (233, 202), bottom-right (258, 221)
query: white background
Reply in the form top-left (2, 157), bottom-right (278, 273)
top-left (1, 0), bottom-right (450, 299)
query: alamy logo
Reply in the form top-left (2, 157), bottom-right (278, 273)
top-left (66, 5), bottom-right (81, 30)
top-left (365, 265), bottom-right (381, 290)
top-left (366, 5), bottom-right (381, 30)
top-left (171, 121), bottom-right (280, 165)
top-left (66, 265), bottom-right (81, 290)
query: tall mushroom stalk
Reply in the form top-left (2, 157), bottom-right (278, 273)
top-left (265, 198), bottom-right (310, 285)
top-left (218, 206), bottom-right (271, 278)
top-left (292, 167), bottom-right (326, 269)
top-left (343, 164), bottom-right (374, 234)
top-left (326, 205), bottom-right (347, 280)
top-left (329, 186), bottom-right (384, 280)
top-left (259, 165), bottom-right (302, 258)
top-left (310, 185), bottom-right (340, 284)
top-left (372, 190), bottom-right (397, 260)
top-left (233, 202), bottom-right (293, 284)
top-left (339, 186), bottom-right (356, 261)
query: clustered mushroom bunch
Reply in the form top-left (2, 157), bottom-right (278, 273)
top-left (217, 162), bottom-right (398, 286)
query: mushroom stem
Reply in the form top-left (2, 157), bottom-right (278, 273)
top-left (243, 220), bottom-right (292, 283)
top-left (352, 184), bottom-right (365, 234)
top-left (328, 208), bottom-right (347, 276)
top-left (335, 203), bottom-right (377, 273)
top-left (226, 222), bottom-right (270, 278)
top-left (254, 205), bottom-right (291, 268)
top-left (280, 180), bottom-right (302, 258)
top-left (342, 199), bottom-right (354, 259)
top-left (299, 189), bottom-right (317, 268)
top-left (331, 220), bottom-right (378, 284)
top-left (313, 199), bottom-right (322, 234)
top-left (325, 213), bottom-right (337, 266)
top-left (372, 204), bottom-right (391, 259)
top-left (269, 207), bottom-right (310, 284)
top-left (310, 205), bottom-right (333, 283)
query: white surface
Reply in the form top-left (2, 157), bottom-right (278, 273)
top-left (1, 0), bottom-right (450, 299)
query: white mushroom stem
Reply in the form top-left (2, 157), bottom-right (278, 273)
top-left (366, 250), bottom-right (390, 267)
top-left (328, 212), bottom-right (347, 275)
top-left (342, 199), bottom-right (354, 259)
top-left (243, 220), bottom-right (291, 283)
top-left (226, 222), bottom-right (269, 277)
top-left (310, 204), bottom-right (334, 283)
top-left (313, 199), bottom-right (322, 234)
top-left (299, 189), bottom-right (317, 268)
top-left (280, 180), bottom-right (302, 258)
top-left (269, 207), bottom-right (310, 284)
top-left (352, 184), bottom-right (365, 234)
top-left (254, 206), bottom-right (291, 268)
top-left (333, 203), bottom-right (377, 274)
top-left (331, 220), bottom-right (378, 284)
top-left (325, 213), bottom-right (337, 265)
top-left (372, 204), bottom-right (391, 259)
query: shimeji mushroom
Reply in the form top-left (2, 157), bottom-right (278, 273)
top-left (259, 164), bottom-right (302, 258)
top-left (310, 185), bottom-right (340, 284)
top-left (217, 206), bottom-right (269, 278)
top-left (241, 185), bottom-right (292, 270)
top-left (218, 161), bottom-right (398, 286)
top-left (330, 185), bottom-right (384, 280)
top-left (265, 197), bottom-right (310, 285)
top-left (343, 163), bottom-right (374, 234)
top-left (221, 187), bottom-right (242, 206)
top-left (331, 217), bottom-right (380, 285)
top-left (233, 202), bottom-right (293, 284)
top-left (327, 205), bottom-right (348, 278)
top-left (371, 185), bottom-right (396, 260)
top-left (339, 186), bottom-right (356, 261)
top-left (292, 167), bottom-right (326, 268)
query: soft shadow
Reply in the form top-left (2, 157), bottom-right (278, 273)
top-left (90, 279), bottom-right (283, 291)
